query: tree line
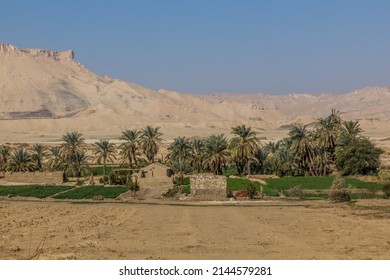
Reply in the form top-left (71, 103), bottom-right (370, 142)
top-left (0, 110), bottom-right (384, 181)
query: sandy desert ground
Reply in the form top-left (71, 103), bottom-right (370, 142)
top-left (0, 199), bottom-right (389, 260)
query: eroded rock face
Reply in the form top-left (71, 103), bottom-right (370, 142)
top-left (0, 43), bottom-right (74, 61)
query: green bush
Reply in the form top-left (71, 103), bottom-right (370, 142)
top-left (329, 177), bottom-right (351, 202)
top-left (382, 182), bottom-right (390, 199)
top-left (109, 173), bottom-right (128, 185)
top-left (246, 184), bottom-right (257, 199)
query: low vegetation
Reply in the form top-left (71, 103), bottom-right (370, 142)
top-left (53, 186), bottom-right (129, 199)
top-left (329, 177), bottom-right (351, 202)
top-left (0, 185), bottom-right (73, 198)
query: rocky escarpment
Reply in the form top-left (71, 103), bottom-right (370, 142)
top-left (0, 43), bottom-right (74, 61)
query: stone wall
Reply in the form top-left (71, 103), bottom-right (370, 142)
top-left (1, 171), bottom-right (63, 185)
top-left (190, 175), bottom-right (227, 200)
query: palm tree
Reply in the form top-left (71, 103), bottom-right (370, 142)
top-left (314, 110), bottom-right (342, 176)
top-left (203, 134), bottom-right (229, 175)
top-left (69, 151), bottom-right (89, 180)
top-left (8, 149), bottom-right (36, 172)
top-left (60, 131), bottom-right (86, 159)
top-left (46, 146), bottom-right (64, 171)
top-left (228, 125), bottom-right (259, 175)
top-left (191, 139), bottom-right (205, 173)
top-left (31, 144), bottom-right (46, 171)
top-left (93, 139), bottom-right (116, 176)
top-left (288, 124), bottom-right (314, 175)
top-left (338, 120), bottom-right (363, 147)
top-left (119, 129), bottom-right (141, 167)
top-left (167, 136), bottom-right (192, 162)
top-left (171, 158), bottom-right (192, 185)
top-left (0, 145), bottom-right (11, 176)
top-left (140, 125), bottom-right (163, 163)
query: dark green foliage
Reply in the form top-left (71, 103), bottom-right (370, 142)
top-left (175, 176), bottom-right (190, 185)
top-left (329, 177), bottom-right (351, 202)
top-left (382, 182), bottom-right (390, 199)
top-left (0, 185), bottom-right (73, 198)
top-left (53, 186), bottom-right (128, 199)
top-left (246, 184), bottom-right (257, 199)
top-left (181, 185), bottom-right (191, 194)
top-left (108, 170), bottom-right (132, 186)
top-left (335, 137), bottom-right (383, 175)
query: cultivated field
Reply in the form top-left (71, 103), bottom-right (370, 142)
top-left (0, 199), bottom-right (389, 260)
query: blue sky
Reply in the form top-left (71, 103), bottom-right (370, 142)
top-left (1, 0), bottom-right (389, 94)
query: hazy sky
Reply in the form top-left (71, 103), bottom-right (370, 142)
top-left (1, 0), bottom-right (389, 94)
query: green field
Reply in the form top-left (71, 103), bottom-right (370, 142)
top-left (0, 185), bottom-right (74, 198)
top-left (53, 186), bottom-right (129, 199)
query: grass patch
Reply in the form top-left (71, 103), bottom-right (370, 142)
top-left (264, 176), bottom-right (334, 191)
top-left (0, 185), bottom-right (74, 198)
top-left (53, 186), bottom-right (129, 199)
top-left (227, 178), bottom-right (262, 191)
top-left (344, 178), bottom-right (382, 190)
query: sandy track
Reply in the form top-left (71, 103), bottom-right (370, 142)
top-left (0, 200), bottom-right (389, 260)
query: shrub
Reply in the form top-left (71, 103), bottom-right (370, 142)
top-left (382, 182), bottom-right (390, 199)
top-left (335, 137), bottom-right (383, 175)
top-left (246, 184), bottom-right (257, 199)
top-left (379, 170), bottom-right (390, 181)
top-left (162, 186), bottom-right (180, 198)
top-left (289, 185), bottom-right (304, 199)
top-left (99, 175), bottom-right (109, 184)
top-left (329, 177), bottom-right (351, 202)
top-left (109, 173), bottom-right (127, 185)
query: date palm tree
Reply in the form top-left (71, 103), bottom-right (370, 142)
top-left (203, 134), bottom-right (229, 175)
top-left (288, 124), bottom-right (314, 175)
top-left (119, 129), bottom-right (141, 167)
top-left (191, 139), bottom-right (205, 173)
top-left (171, 158), bottom-right (192, 185)
top-left (69, 151), bottom-right (90, 181)
top-left (8, 149), bottom-right (36, 172)
top-left (338, 120), bottom-right (363, 147)
top-left (60, 131), bottom-right (86, 159)
top-left (228, 125), bottom-right (259, 175)
top-left (93, 139), bottom-right (116, 176)
top-left (167, 136), bottom-right (192, 162)
top-left (0, 145), bottom-right (11, 176)
top-left (46, 146), bottom-right (64, 171)
top-left (31, 144), bottom-right (47, 171)
top-left (140, 125), bottom-right (163, 163)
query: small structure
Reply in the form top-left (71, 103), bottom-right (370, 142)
top-left (139, 162), bottom-right (172, 178)
top-left (190, 174), bottom-right (227, 200)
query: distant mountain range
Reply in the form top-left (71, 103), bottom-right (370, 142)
top-left (1, 42), bottom-right (389, 141)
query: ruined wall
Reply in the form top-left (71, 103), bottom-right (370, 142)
top-left (190, 175), bottom-right (227, 200)
top-left (1, 171), bottom-right (63, 185)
